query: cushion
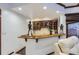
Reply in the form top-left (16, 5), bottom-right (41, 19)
top-left (58, 40), bottom-right (70, 54)
top-left (54, 43), bottom-right (61, 55)
top-left (69, 43), bottom-right (79, 55)
top-left (67, 36), bottom-right (79, 45)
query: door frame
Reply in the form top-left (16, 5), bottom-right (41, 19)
top-left (0, 9), bottom-right (1, 55)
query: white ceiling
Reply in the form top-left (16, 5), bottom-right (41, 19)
top-left (0, 3), bottom-right (27, 9)
top-left (62, 3), bottom-right (78, 7)
top-left (0, 3), bottom-right (78, 9)
top-left (12, 3), bottom-right (59, 19)
top-left (0, 3), bottom-right (78, 20)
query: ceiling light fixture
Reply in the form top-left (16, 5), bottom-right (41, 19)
top-left (56, 10), bottom-right (60, 13)
top-left (18, 7), bottom-right (22, 11)
top-left (43, 6), bottom-right (47, 10)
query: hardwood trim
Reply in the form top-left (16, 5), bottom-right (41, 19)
top-left (16, 46), bottom-right (54, 55)
top-left (8, 47), bottom-right (26, 55)
top-left (65, 13), bottom-right (79, 16)
top-left (66, 13), bottom-right (79, 24)
top-left (8, 52), bottom-right (14, 55)
top-left (66, 21), bottom-right (79, 24)
top-left (47, 52), bottom-right (54, 55)
top-left (66, 23), bottom-right (68, 38)
top-left (0, 9), bottom-right (1, 55)
top-left (57, 3), bottom-right (66, 8)
top-left (57, 3), bottom-right (79, 8)
top-left (65, 4), bottom-right (79, 8)
top-left (69, 53), bottom-right (75, 55)
top-left (16, 47), bottom-right (26, 55)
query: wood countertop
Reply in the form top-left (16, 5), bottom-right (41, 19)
top-left (18, 34), bottom-right (65, 39)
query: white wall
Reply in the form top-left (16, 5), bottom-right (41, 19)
top-left (26, 14), bottom-right (66, 55)
top-left (1, 3), bottom-right (66, 55)
top-left (23, 4), bottom-right (67, 54)
top-left (26, 37), bottom-right (59, 55)
top-left (1, 10), bottom-right (27, 54)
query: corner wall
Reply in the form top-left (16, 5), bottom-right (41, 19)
top-left (1, 10), bottom-right (27, 54)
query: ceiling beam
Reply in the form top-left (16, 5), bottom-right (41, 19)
top-left (57, 3), bottom-right (66, 8)
top-left (66, 21), bottom-right (79, 24)
top-left (57, 3), bottom-right (79, 8)
top-left (65, 13), bottom-right (79, 16)
top-left (66, 13), bottom-right (79, 24)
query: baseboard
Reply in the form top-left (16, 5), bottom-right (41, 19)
top-left (8, 52), bottom-right (14, 55)
top-left (8, 50), bottom-right (54, 55)
top-left (47, 52), bottom-right (54, 55)
top-left (8, 47), bottom-right (54, 55)
top-left (16, 47), bottom-right (26, 55)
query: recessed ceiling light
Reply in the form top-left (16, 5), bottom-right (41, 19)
top-left (18, 7), bottom-right (22, 11)
top-left (43, 6), bottom-right (47, 10)
top-left (56, 10), bottom-right (60, 13)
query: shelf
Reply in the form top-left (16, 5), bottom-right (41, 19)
top-left (18, 34), bottom-right (65, 43)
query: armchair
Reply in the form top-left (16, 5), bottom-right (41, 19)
top-left (54, 36), bottom-right (79, 55)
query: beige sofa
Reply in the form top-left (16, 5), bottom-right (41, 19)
top-left (54, 36), bottom-right (79, 55)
